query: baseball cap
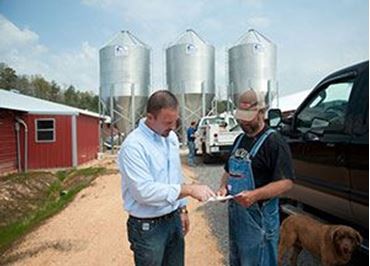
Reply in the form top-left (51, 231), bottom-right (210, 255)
top-left (234, 90), bottom-right (266, 121)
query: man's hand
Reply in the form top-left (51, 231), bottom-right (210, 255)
top-left (234, 179), bottom-right (293, 207)
top-left (217, 172), bottom-right (229, 197)
top-left (216, 185), bottom-right (228, 197)
top-left (179, 184), bottom-right (215, 202)
top-left (189, 184), bottom-right (216, 201)
top-left (180, 212), bottom-right (190, 236)
top-left (234, 190), bottom-right (259, 208)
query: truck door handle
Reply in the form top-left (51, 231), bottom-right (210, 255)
top-left (326, 143), bottom-right (335, 148)
top-left (336, 154), bottom-right (345, 165)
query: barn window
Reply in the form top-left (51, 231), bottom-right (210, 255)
top-left (35, 119), bottom-right (55, 142)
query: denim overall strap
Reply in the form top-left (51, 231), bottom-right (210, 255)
top-left (231, 133), bottom-right (245, 154)
top-left (227, 133), bottom-right (253, 195)
top-left (249, 128), bottom-right (275, 158)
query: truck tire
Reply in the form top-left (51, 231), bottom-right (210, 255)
top-left (201, 143), bottom-right (212, 164)
top-left (203, 153), bottom-right (212, 164)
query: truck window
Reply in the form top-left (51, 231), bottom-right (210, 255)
top-left (296, 80), bottom-right (354, 134)
top-left (228, 117), bottom-right (236, 128)
top-left (208, 117), bottom-right (225, 125)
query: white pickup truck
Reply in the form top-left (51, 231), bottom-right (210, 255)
top-left (194, 112), bottom-right (242, 163)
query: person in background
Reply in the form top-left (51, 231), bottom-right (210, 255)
top-left (217, 89), bottom-right (294, 266)
top-left (186, 121), bottom-right (197, 166)
top-left (117, 90), bottom-right (215, 266)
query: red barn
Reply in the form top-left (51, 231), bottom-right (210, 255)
top-left (0, 89), bottom-right (101, 174)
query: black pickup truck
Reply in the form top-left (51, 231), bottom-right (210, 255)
top-left (269, 61), bottom-right (369, 248)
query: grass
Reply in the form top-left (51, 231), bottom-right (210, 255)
top-left (0, 167), bottom-right (107, 254)
top-left (0, 171), bottom-right (48, 182)
top-left (56, 167), bottom-right (106, 182)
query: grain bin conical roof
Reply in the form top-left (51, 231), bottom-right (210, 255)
top-left (234, 29), bottom-right (274, 47)
top-left (168, 29), bottom-right (209, 48)
top-left (102, 30), bottom-right (150, 48)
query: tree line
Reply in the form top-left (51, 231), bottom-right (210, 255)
top-left (0, 63), bottom-right (99, 113)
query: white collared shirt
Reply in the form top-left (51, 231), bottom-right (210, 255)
top-left (117, 118), bottom-right (186, 218)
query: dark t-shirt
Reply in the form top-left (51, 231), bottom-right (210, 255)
top-left (187, 127), bottom-right (196, 142)
top-left (224, 126), bottom-right (295, 189)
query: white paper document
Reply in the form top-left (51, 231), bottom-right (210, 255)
top-left (206, 195), bottom-right (234, 202)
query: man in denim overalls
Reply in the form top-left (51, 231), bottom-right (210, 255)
top-left (217, 89), bottom-right (295, 266)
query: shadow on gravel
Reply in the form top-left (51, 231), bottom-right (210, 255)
top-left (0, 239), bottom-right (87, 265)
top-left (192, 162), bottom-right (229, 266)
top-left (196, 202), bottom-right (229, 265)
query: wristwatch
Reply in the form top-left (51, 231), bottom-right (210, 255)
top-left (179, 206), bottom-right (188, 214)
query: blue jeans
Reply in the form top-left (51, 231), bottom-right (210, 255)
top-left (187, 141), bottom-right (195, 165)
top-left (127, 212), bottom-right (184, 266)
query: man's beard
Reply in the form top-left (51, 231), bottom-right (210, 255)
top-left (241, 121), bottom-right (261, 136)
top-left (161, 129), bottom-right (171, 137)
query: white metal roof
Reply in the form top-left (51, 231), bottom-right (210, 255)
top-left (272, 89), bottom-right (311, 112)
top-left (0, 89), bottom-right (101, 118)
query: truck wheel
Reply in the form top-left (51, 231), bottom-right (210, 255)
top-left (201, 143), bottom-right (212, 164)
top-left (203, 153), bottom-right (212, 164)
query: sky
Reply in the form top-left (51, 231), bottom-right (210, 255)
top-left (0, 0), bottom-right (368, 99)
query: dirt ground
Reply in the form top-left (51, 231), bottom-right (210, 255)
top-left (0, 155), bottom-right (225, 266)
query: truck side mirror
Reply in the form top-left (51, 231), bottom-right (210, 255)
top-left (268, 109), bottom-right (282, 128)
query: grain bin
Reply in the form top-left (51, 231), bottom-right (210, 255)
top-left (228, 29), bottom-right (277, 107)
top-left (166, 29), bottom-right (215, 142)
top-left (99, 30), bottom-right (150, 135)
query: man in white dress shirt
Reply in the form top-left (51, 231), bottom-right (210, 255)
top-left (117, 90), bottom-right (215, 266)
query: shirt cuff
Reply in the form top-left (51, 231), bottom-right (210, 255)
top-left (166, 184), bottom-right (181, 205)
top-left (179, 198), bottom-right (188, 208)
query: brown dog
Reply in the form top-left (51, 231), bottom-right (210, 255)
top-left (278, 214), bottom-right (362, 266)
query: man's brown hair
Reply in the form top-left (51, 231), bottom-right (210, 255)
top-left (146, 90), bottom-right (178, 116)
